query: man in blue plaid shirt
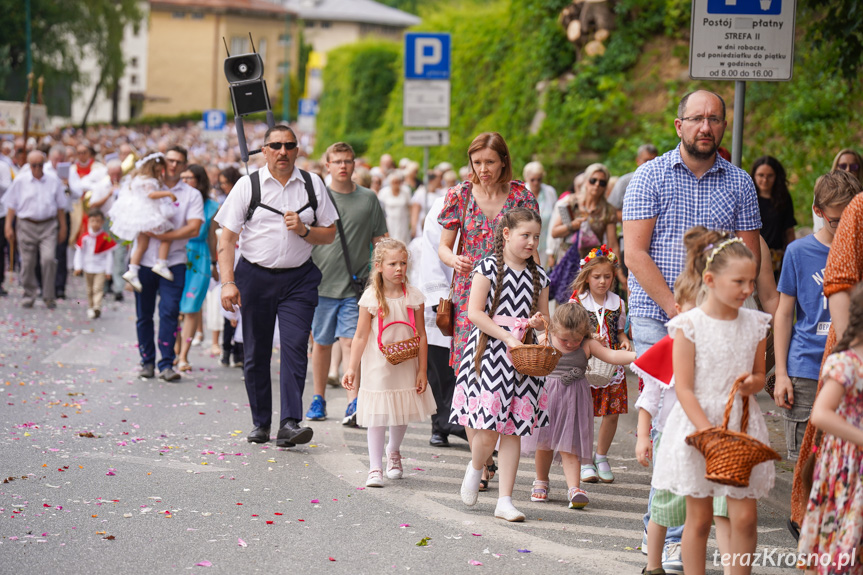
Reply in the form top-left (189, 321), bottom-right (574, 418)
top-left (621, 89), bottom-right (761, 574)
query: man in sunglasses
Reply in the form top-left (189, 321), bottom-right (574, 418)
top-left (3, 150), bottom-right (69, 309)
top-left (216, 125), bottom-right (337, 448)
top-left (621, 89), bottom-right (762, 575)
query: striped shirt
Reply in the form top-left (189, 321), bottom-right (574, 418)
top-left (622, 144), bottom-right (761, 322)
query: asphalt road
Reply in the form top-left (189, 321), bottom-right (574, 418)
top-left (0, 275), bottom-right (800, 574)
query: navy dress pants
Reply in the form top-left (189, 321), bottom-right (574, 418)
top-left (135, 264), bottom-right (185, 372)
top-left (236, 258), bottom-right (321, 429)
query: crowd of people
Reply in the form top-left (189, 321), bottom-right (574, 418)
top-left (2, 89), bottom-right (863, 575)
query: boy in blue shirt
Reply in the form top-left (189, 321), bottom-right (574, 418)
top-left (773, 170), bottom-right (861, 460)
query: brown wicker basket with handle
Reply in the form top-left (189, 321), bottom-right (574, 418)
top-left (377, 286), bottom-right (420, 366)
top-left (510, 318), bottom-right (562, 377)
top-left (685, 375), bottom-right (781, 487)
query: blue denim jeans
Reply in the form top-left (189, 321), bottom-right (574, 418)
top-left (631, 315), bottom-right (684, 542)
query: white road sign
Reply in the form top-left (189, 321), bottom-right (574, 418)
top-left (403, 80), bottom-right (451, 128)
top-left (404, 130), bottom-right (450, 147)
top-left (689, 0), bottom-right (796, 81)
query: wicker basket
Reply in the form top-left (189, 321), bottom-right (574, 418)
top-left (378, 305), bottom-right (420, 366)
top-left (510, 319), bottom-right (561, 377)
top-left (685, 375), bottom-right (781, 487)
top-left (586, 356), bottom-right (618, 387)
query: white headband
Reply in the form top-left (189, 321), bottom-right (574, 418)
top-left (135, 152), bottom-right (165, 169)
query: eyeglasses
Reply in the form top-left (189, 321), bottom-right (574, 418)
top-left (265, 141), bottom-right (298, 152)
top-left (329, 159), bottom-right (353, 166)
top-left (838, 162), bottom-right (860, 172)
top-left (824, 214), bottom-right (842, 228)
top-left (679, 116), bottom-right (724, 126)
top-left (589, 177), bottom-right (608, 187)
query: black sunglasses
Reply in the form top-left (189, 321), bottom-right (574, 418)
top-left (265, 141), bottom-right (298, 152)
top-left (838, 162), bottom-right (860, 172)
top-left (589, 177), bottom-right (608, 187)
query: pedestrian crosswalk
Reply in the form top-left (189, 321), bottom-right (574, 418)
top-left (333, 423), bottom-right (799, 574)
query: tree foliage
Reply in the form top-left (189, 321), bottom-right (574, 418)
top-left (799, 0), bottom-right (863, 79)
top-left (0, 0), bottom-right (142, 115)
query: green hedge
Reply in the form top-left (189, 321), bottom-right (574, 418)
top-left (315, 39), bottom-right (401, 157)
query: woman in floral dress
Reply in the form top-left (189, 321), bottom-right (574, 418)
top-left (438, 132), bottom-right (539, 488)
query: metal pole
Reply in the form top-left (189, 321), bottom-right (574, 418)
top-left (422, 145), bottom-right (429, 233)
top-left (731, 80), bottom-right (745, 167)
top-left (282, 14), bottom-right (291, 123)
top-left (25, 0), bottom-right (32, 97)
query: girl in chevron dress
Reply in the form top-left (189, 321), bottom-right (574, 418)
top-left (452, 208), bottom-right (551, 522)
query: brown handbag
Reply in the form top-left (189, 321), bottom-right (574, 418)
top-left (435, 189), bottom-right (468, 336)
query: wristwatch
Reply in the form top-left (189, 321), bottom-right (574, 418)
top-left (300, 224), bottom-right (311, 238)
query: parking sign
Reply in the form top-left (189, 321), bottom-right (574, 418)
top-left (203, 109), bottom-right (226, 131)
top-left (404, 33), bottom-right (451, 80)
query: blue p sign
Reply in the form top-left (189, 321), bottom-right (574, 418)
top-left (405, 33), bottom-right (451, 80)
top-left (203, 109), bottom-right (226, 131)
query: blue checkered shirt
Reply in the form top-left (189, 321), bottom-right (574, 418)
top-left (622, 144), bottom-right (761, 322)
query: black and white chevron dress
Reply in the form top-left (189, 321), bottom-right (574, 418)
top-left (449, 256), bottom-right (550, 436)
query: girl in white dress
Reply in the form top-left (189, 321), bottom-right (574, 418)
top-left (342, 238), bottom-right (436, 488)
top-left (652, 227), bottom-right (774, 575)
top-left (108, 152), bottom-right (177, 290)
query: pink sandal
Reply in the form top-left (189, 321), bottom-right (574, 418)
top-left (531, 480), bottom-right (549, 502)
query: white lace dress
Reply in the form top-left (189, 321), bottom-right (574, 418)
top-left (651, 307), bottom-right (776, 499)
top-left (107, 176), bottom-right (175, 241)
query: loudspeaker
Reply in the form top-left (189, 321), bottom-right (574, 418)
top-left (224, 53), bottom-right (264, 83)
top-left (230, 79), bottom-right (271, 116)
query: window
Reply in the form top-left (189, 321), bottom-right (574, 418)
top-left (304, 20), bottom-right (314, 28)
top-left (321, 20), bottom-right (331, 28)
top-left (278, 33), bottom-right (292, 46)
top-left (131, 74), bottom-right (138, 86)
top-left (258, 38), bottom-right (267, 62)
top-left (172, 11), bottom-right (184, 19)
top-left (278, 61), bottom-right (291, 74)
top-left (191, 12), bottom-right (203, 20)
top-left (131, 57), bottom-right (138, 67)
top-left (230, 37), bottom-right (250, 56)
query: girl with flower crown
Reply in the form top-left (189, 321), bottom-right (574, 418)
top-left (108, 151), bottom-right (178, 290)
top-left (570, 245), bottom-right (632, 484)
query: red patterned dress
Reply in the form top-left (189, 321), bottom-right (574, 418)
top-left (438, 180), bottom-right (540, 367)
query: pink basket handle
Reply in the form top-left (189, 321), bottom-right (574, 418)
top-left (377, 285), bottom-right (416, 349)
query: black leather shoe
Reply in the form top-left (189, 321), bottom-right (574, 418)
top-left (247, 426), bottom-right (270, 444)
top-left (429, 433), bottom-right (450, 447)
top-left (276, 419), bottom-right (313, 447)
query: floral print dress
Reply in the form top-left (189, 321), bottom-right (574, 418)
top-left (798, 349), bottom-right (863, 575)
top-left (438, 180), bottom-right (540, 367)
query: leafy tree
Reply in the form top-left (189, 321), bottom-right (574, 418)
top-left (799, 0), bottom-right (863, 79)
top-left (0, 0), bottom-right (142, 124)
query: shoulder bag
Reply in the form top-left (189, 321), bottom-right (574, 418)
top-left (435, 186), bottom-right (468, 336)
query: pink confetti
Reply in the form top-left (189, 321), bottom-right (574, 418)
top-left (356, 487), bottom-right (365, 490)
top-left (310, 499), bottom-right (319, 504)
top-left (195, 560), bottom-right (212, 567)
top-left (469, 560), bottom-right (483, 566)
top-left (471, 533), bottom-right (482, 536)
top-left (238, 538), bottom-right (247, 547)
top-left (105, 469), bottom-right (116, 476)
top-left (399, 524), bottom-right (410, 528)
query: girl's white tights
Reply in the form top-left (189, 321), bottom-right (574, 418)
top-left (367, 425), bottom-right (408, 471)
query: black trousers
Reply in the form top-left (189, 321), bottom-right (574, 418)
top-left (0, 216), bottom-right (7, 287)
top-left (428, 344), bottom-right (465, 437)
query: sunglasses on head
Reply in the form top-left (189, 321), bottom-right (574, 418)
top-left (589, 177), bottom-right (608, 187)
top-left (265, 141), bottom-right (298, 152)
top-left (838, 162), bottom-right (860, 172)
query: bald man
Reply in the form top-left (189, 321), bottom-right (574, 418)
top-left (4, 151), bottom-right (69, 309)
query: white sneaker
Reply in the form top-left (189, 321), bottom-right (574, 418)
top-left (493, 504), bottom-right (526, 522)
top-left (366, 469), bottom-right (384, 488)
top-left (460, 463), bottom-right (479, 506)
top-left (86, 308), bottom-right (96, 319)
top-left (122, 270), bottom-right (143, 292)
top-left (641, 530), bottom-right (648, 555)
top-left (662, 541), bottom-right (684, 574)
top-left (151, 262), bottom-right (174, 281)
top-left (191, 333), bottom-right (203, 347)
top-left (386, 451), bottom-right (403, 479)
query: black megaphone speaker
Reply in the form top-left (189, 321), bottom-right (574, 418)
top-left (224, 53), bottom-right (264, 84)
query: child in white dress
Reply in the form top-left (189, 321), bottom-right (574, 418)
top-left (343, 238), bottom-right (436, 488)
top-left (652, 227), bottom-right (774, 575)
top-left (108, 152), bottom-right (177, 290)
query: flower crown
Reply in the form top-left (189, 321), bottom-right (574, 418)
top-left (703, 237), bottom-right (744, 273)
top-left (135, 152), bottom-right (165, 169)
top-left (580, 244), bottom-right (618, 268)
